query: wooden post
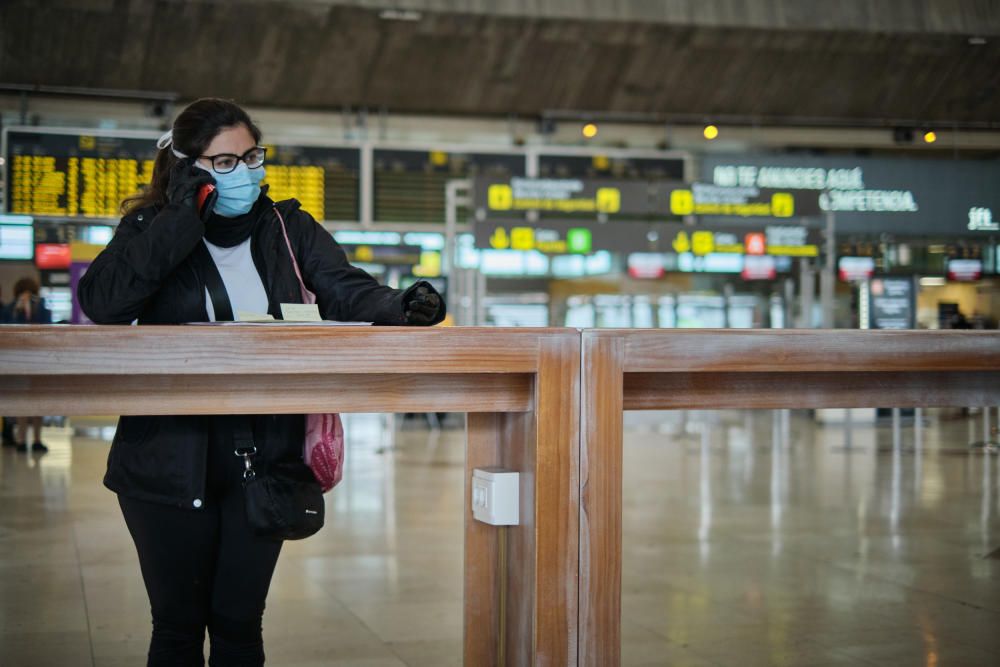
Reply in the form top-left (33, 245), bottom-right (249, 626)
top-left (463, 332), bottom-right (581, 666)
top-left (579, 332), bottom-right (624, 667)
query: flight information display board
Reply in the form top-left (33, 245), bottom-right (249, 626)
top-left (374, 148), bottom-right (526, 223)
top-left (261, 144), bottom-right (360, 222)
top-left (5, 131), bottom-right (156, 218)
top-left (4, 129), bottom-right (361, 222)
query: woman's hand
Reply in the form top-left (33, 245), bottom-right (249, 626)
top-left (403, 283), bottom-right (444, 325)
top-left (14, 292), bottom-right (32, 316)
top-left (166, 159), bottom-right (216, 220)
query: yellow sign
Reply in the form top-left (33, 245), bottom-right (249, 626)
top-left (355, 246), bottom-right (375, 263)
top-left (595, 188), bottom-right (621, 213)
top-left (487, 226), bottom-right (572, 254)
top-left (771, 192), bottom-right (795, 217)
top-left (691, 230), bottom-right (715, 256)
top-left (488, 184), bottom-right (514, 211)
top-left (672, 231), bottom-right (691, 253)
top-left (670, 189), bottom-right (695, 216)
top-left (510, 227), bottom-right (535, 251)
top-left (490, 227), bottom-right (510, 249)
top-left (78, 136), bottom-right (95, 150)
top-left (486, 182), bottom-right (622, 214)
top-left (769, 245), bottom-right (818, 257)
top-left (413, 251), bottom-right (442, 277)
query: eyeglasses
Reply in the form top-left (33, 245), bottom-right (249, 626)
top-left (199, 146), bottom-right (267, 174)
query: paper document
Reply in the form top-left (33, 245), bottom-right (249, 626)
top-left (280, 303), bottom-right (322, 321)
top-left (187, 321), bottom-right (372, 326)
top-left (237, 311), bottom-right (275, 322)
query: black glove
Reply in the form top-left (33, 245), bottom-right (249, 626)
top-left (402, 282), bottom-right (445, 326)
top-left (166, 159), bottom-right (217, 221)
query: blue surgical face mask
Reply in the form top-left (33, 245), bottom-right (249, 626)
top-left (196, 162), bottom-right (266, 217)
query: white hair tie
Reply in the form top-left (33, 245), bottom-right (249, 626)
top-left (156, 129), bottom-right (189, 159)
top-left (155, 130), bottom-right (173, 149)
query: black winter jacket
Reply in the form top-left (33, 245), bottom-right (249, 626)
top-left (79, 192), bottom-right (441, 509)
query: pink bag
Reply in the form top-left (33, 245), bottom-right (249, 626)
top-left (275, 206), bottom-right (345, 492)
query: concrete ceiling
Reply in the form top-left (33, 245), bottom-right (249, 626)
top-left (3, 0), bottom-right (999, 126)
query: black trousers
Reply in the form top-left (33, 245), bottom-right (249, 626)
top-left (119, 420), bottom-right (283, 667)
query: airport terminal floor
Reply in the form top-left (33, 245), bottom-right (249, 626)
top-left (1, 410), bottom-right (997, 666)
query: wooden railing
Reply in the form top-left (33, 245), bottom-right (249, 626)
top-left (0, 325), bottom-right (581, 667)
top-left (578, 329), bottom-right (1000, 666)
top-left (3, 326), bottom-right (999, 666)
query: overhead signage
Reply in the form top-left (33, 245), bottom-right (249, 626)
top-left (475, 216), bottom-right (820, 258)
top-left (712, 163), bottom-right (917, 213)
top-left (869, 277), bottom-right (915, 330)
top-left (702, 154), bottom-right (1000, 236)
top-left (340, 244), bottom-right (422, 266)
top-left (0, 214), bottom-right (33, 261)
top-left (663, 183), bottom-right (819, 218)
top-left (486, 225), bottom-right (593, 254)
top-left (4, 128), bottom-right (362, 221)
top-left (627, 253), bottom-right (666, 279)
top-left (35, 243), bottom-right (71, 270)
top-left (968, 207), bottom-right (998, 231)
top-left (765, 225), bottom-right (819, 256)
top-left (741, 255), bottom-right (777, 280)
top-left (474, 219), bottom-right (657, 254)
top-left (677, 252), bottom-right (744, 273)
top-left (477, 177), bottom-right (652, 218)
top-left (670, 227), bottom-right (817, 257)
top-left (838, 256), bottom-right (876, 282)
top-left (475, 177), bottom-right (823, 221)
top-left (947, 259), bottom-right (983, 281)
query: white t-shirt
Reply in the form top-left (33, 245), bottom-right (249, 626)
top-left (203, 238), bottom-right (269, 321)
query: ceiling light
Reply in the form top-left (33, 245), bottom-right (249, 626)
top-left (923, 130), bottom-right (937, 144)
top-left (969, 36), bottom-right (987, 45)
top-left (703, 125), bottom-right (719, 140)
top-left (919, 277), bottom-right (946, 287)
top-left (582, 123), bottom-right (598, 139)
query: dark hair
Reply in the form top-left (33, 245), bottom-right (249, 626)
top-left (14, 277), bottom-right (39, 297)
top-left (121, 98), bottom-right (262, 214)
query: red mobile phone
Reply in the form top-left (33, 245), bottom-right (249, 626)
top-left (197, 183), bottom-right (216, 214)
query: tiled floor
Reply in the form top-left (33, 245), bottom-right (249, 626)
top-left (0, 410), bottom-right (997, 666)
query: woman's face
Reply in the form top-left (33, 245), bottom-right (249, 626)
top-left (197, 124), bottom-right (257, 172)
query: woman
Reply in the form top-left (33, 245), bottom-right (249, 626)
top-left (78, 98), bottom-right (444, 667)
top-left (8, 277), bottom-right (52, 452)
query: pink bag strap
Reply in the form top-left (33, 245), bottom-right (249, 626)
top-left (273, 206), bottom-right (314, 304)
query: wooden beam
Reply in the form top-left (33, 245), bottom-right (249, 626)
top-left (617, 330), bottom-right (1000, 373)
top-left (0, 326), bottom-right (553, 375)
top-left (623, 371), bottom-right (1000, 410)
top-left (0, 373), bottom-right (534, 416)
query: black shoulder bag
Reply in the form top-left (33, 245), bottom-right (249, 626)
top-left (196, 242), bottom-right (325, 541)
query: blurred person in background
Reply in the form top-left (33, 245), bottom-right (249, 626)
top-left (78, 97), bottom-right (444, 667)
top-left (7, 277), bottom-right (51, 453)
top-left (0, 284), bottom-right (14, 449)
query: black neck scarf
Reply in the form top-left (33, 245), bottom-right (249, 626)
top-left (203, 187), bottom-right (270, 248)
